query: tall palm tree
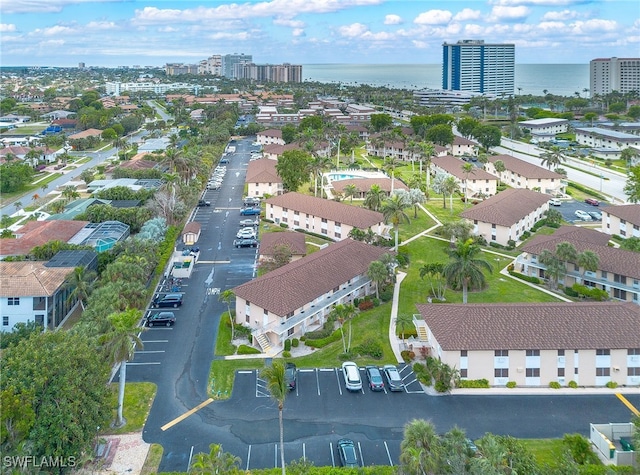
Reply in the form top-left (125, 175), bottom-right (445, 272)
top-left (343, 183), bottom-right (359, 203)
top-left (101, 308), bottom-right (143, 427)
top-left (443, 239), bottom-right (493, 303)
top-left (383, 156), bottom-right (401, 193)
top-left (382, 193), bottom-right (410, 251)
top-left (191, 443), bottom-right (240, 474)
top-left (555, 241), bottom-right (578, 269)
top-left (539, 249), bottom-right (565, 289)
top-left (219, 290), bottom-right (236, 340)
top-left (540, 147), bottom-right (564, 170)
top-left (62, 266), bottom-right (97, 311)
top-left (441, 175), bottom-right (459, 212)
top-left (461, 162), bottom-right (475, 205)
top-left (261, 360), bottom-right (288, 475)
top-left (395, 314), bottom-right (414, 346)
top-left (418, 142), bottom-right (435, 200)
top-left (367, 260), bottom-right (389, 299)
top-left (330, 303), bottom-right (357, 353)
top-left (363, 184), bottom-right (385, 212)
top-left (493, 160), bottom-right (506, 186)
top-left (577, 250), bottom-right (600, 283)
top-left (309, 154), bottom-right (332, 197)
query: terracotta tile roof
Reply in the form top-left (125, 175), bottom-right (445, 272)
top-left (234, 239), bottom-right (389, 316)
top-left (461, 188), bottom-right (550, 227)
top-left (331, 177), bottom-right (409, 194)
top-left (0, 261), bottom-right (75, 297)
top-left (432, 155), bottom-right (497, 180)
top-left (183, 222), bottom-right (201, 234)
top-left (68, 128), bottom-right (103, 139)
top-left (246, 158), bottom-right (281, 184)
top-left (260, 231), bottom-right (307, 256)
top-left (416, 301), bottom-right (640, 351)
top-left (265, 192), bottom-right (384, 229)
top-left (520, 226), bottom-right (640, 279)
top-left (601, 204), bottom-right (640, 227)
top-left (0, 220), bottom-right (90, 257)
top-left (488, 154), bottom-right (563, 179)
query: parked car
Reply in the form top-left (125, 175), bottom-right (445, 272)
top-left (197, 199), bottom-right (211, 207)
top-left (220, 158), bottom-right (230, 164)
top-left (152, 293), bottom-right (183, 308)
top-left (337, 439), bottom-right (359, 468)
top-left (585, 198), bottom-right (600, 206)
top-left (365, 366), bottom-right (384, 391)
top-left (285, 362), bottom-right (297, 391)
top-left (382, 364), bottom-right (404, 392)
top-left (234, 238), bottom-right (258, 248)
top-left (588, 211), bottom-right (602, 220)
top-left (207, 183), bottom-right (220, 190)
top-left (240, 207), bottom-right (261, 216)
top-left (236, 227), bottom-right (257, 239)
top-left (239, 219), bottom-right (259, 227)
top-left (342, 361), bottom-right (362, 392)
top-left (574, 210), bottom-right (592, 221)
top-left (549, 198), bottom-right (561, 206)
top-left (243, 197), bottom-right (261, 207)
top-left (146, 311), bottom-right (176, 327)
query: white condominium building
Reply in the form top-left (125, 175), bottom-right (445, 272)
top-left (590, 57), bottom-right (640, 95)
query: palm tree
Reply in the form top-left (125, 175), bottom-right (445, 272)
top-left (61, 185), bottom-right (80, 202)
top-left (539, 249), bottom-right (565, 289)
top-left (540, 147), bottom-right (564, 170)
top-left (101, 308), bottom-right (144, 427)
top-left (13, 201), bottom-right (22, 213)
top-left (555, 242), bottom-right (578, 269)
top-left (493, 160), bottom-right (506, 186)
top-left (367, 260), bottom-right (389, 299)
top-left (343, 183), bottom-right (359, 203)
top-left (191, 443), bottom-right (240, 474)
top-left (461, 162), bottom-right (475, 205)
top-left (309, 154), bottom-right (332, 197)
top-left (441, 175), bottom-right (459, 212)
top-left (219, 290), bottom-right (236, 340)
top-left (395, 314), bottom-right (414, 346)
top-left (577, 250), bottom-right (600, 283)
top-left (400, 419), bottom-right (440, 474)
top-left (383, 156), bottom-right (401, 193)
top-left (330, 303), bottom-right (357, 353)
top-left (382, 193), bottom-right (410, 251)
top-left (407, 188), bottom-right (427, 218)
top-left (62, 266), bottom-right (97, 311)
top-left (443, 239), bottom-right (493, 303)
top-left (363, 184), bottom-right (385, 211)
top-left (261, 360), bottom-right (288, 475)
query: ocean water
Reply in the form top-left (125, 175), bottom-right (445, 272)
top-left (302, 64), bottom-right (589, 97)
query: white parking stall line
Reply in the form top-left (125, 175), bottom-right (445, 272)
top-left (274, 444), bottom-right (278, 468)
top-left (135, 350), bottom-right (165, 354)
top-left (298, 369), bottom-right (315, 372)
top-left (384, 441), bottom-right (393, 466)
top-left (145, 327), bottom-right (174, 331)
top-left (330, 442), bottom-right (335, 467)
top-left (302, 442), bottom-right (306, 462)
top-left (246, 445), bottom-right (251, 471)
top-left (127, 362), bottom-right (161, 366)
top-left (256, 371), bottom-right (270, 398)
top-left (334, 368), bottom-right (343, 395)
top-left (315, 369), bottom-right (321, 396)
top-left (238, 370), bottom-right (253, 374)
top-left (142, 340), bottom-right (169, 343)
top-left (358, 441), bottom-right (364, 467)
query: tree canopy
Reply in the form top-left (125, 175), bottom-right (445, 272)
top-left (275, 150), bottom-right (311, 192)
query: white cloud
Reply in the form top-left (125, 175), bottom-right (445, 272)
top-left (0, 0), bottom-right (121, 15)
top-left (292, 28), bottom-right (305, 37)
top-left (384, 14), bottom-right (402, 25)
top-left (412, 40), bottom-right (428, 48)
top-left (487, 5), bottom-right (530, 22)
top-left (0, 23), bottom-right (17, 32)
top-left (37, 25), bottom-right (75, 36)
top-left (338, 23), bottom-right (369, 38)
top-left (541, 10), bottom-right (578, 21)
top-left (414, 10), bottom-right (453, 25)
top-left (274, 18), bottom-right (305, 28)
top-left (490, 0), bottom-right (588, 5)
top-left (569, 18), bottom-right (618, 34)
top-left (453, 8), bottom-right (482, 22)
top-left (85, 21), bottom-right (117, 30)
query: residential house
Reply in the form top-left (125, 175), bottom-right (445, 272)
top-left (461, 188), bottom-right (551, 246)
top-left (518, 226), bottom-right (640, 305)
top-left (414, 301), bottom-right (640, 387)
top-left (264, 192), bottom-right (387, 241)
top-left (0, 220), bottom-right (90, 259)
top-left (67, 220), bottom-right (130, 253)
top-left (485, 154), bottom-right (565, 196)
top-left (246, 158), bottom-right (284, 197)
top-left (256, 129), bottom-right (285, 146)
top-left (259, 232), bottom-right (307, 262)
top-left (519, 118), bottom-right (569, 142)
top-left (449, 135), bottom-right (478, 157)
top-left (601, 204), bottom-right (640, 238)
top-left (233, 239), bottom-right (390, 352)
top-left (431, 155), bottom-right (498, 198)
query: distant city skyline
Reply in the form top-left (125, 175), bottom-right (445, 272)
top-left (1, 0), bottom-right (638, 68)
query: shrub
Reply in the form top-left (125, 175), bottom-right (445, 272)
top-left (521, 231), bottom-right (531, 239)
top-left (457, 379), bottom-right (490, 389)
top-left (507, 263), bottom-right (515, 272)
top-left (508, 270), bottom-right (541, 284)
top-left (568, 380), bottom-right (578, 388)
top-left (549, 381), bottom-right (562, 389)
top-left (606, 381), bottom-right (618, 389)
top-left (379, 288), bottom-right (393, 302)
top-left (562, 433), bottom-right (600, 465)
top-left (353, 298), bottom-right (360, 307)
top-left (401, 350), bottom-right (415, 363)
top-left (291, 338), bottom-right (299, 348)
top-left (304, 330), bottom-right (341, 348)
top-left (564, 286), bottom-right (580, 297)
top-left (305, 320), bottom-right (335, 340)
top-left (434, 381), bottom-right (449, 392)
top-left (506, 381), bottom-right (517, 388)
top-left (358, 300), bottom-right (374, 311)
top-left (237, 345), bottom-right (261, 355)
top-left (507, 239), bottom-right (516, 248)
top-left (372, 298), bottom-right (380, 307)
top-left (413, 363), bottom-right (432, 386)
top-left (354, 339), bottom-right (383, 359)
top-left (282, 350), bottom-right (291, 358)
top-left (284, 339), bottom-right (292, 351)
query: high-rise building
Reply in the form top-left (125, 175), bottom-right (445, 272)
top-left (590, 57), bottom-right (640, 96)
top-left (442, 40), bottom-right (515, 95)
top-left (199, 55), bottom-right (222, 76)
top-left (235, 63), bottom-right (302, 83)
top-left (222, 53), bottom-right (253, 78)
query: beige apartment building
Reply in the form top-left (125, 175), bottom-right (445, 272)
top-left (432, 156), bottom-right (498, 198)
top-left (461, 188), bottom-right (550, 246)
top-left (233, 239), bottom-right (389, 353)
top-left (485, 154), bottom-right (565, 196)
top-left (601, 204), bottom-right (640, 238)
top-left (245, 158), bottom-right (283, 197)
top-left (414, 302), bottom-right (640, 387)
top-left (264, 192), bottom-right (387, 241)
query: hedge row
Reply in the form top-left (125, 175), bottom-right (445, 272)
top-left (508, 270), bottom-right (541, 284)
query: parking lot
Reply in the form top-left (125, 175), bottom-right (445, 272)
top-left (553, 199), bottom-right (604, 224)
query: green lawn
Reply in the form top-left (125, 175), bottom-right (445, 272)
top-left (209, 358), bottom-right (265, 399)
top-left (520, 438), bottom-right (567, 469)
top-left (0, 172), bottom-right (63, 207)
top-left (105, 382), bottom-right (156, 435)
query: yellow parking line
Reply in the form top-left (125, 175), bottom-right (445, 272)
top-left (615, 393), bottom-right (640, 417)
top-left (161, 398), bottom-right (214, 431)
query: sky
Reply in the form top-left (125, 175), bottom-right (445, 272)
top-left (0, 0), bottom-right (638, 67)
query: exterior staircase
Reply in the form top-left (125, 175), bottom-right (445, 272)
top-left (416, 326), bottom-right (428, 342)
top-left (255, 333), bottom-right (272, 353)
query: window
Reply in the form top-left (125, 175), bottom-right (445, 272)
top-left (335, 222), bottom-right (341, 227)
top-left (7, 298), bottom-right (19, 306)
top-left (461, 350), bottom-right (468, 357)
top-left (558, 350), bottom-right (565, 356)
top-left (628, 368), bottom-right (640, 376)
top-left (628, 349), bottom-right (640, 355)
top-left (614, 274), bottom-right (627, 285)
top-left (321, 218), bottom-right (327, 223)
top-left (495, 350), bottom-right (508, 357)
top-left (526, 350), bottom-right (540, 356)
top-left (494, 368), bottom-right (509, 377)
top-left (335, 232), bottom-right (341, 239)
top-left (526, 368), bottom-right (540, 377)
top-left (613, 288), bottom-right (627, 300)
top-left (2, 316), bottom-right (8, 326)
top-left (596, 349), bottom-right (610, 355)
top-left (601, 271), bottom-right (608, 279)
top-left (460, 369), bottom-right (468, 378)
top-left (596, 367), bottom-right (610, 377)
top-left (558, 368), bottom-right (565, 377)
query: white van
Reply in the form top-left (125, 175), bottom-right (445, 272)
top-left (342, 362), bottom-right (362, 392)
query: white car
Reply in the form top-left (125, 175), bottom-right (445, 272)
top-left (574, 210), bottom-right (592, 221)
top-left (236, 227), bottom-right (257, 239)
top-left (239, 219), bottom-right (259, 227)
top-left (549, 198), bottom-right (561, 206)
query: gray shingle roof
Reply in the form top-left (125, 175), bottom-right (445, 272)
top-left (488, 154), bottom-right (563, 179)
top-left (461, 188), bottom-right (550, 227)
top-left (260, 231), bottom-right (307, 256)
top-left (246, 158), bottom-right (281, 184)
top-left (432, 155), bottom-right (497, 180)
top-left (601, 204), bottom-right (640, 227)
top-left (234, 239), bottom-right (389, 316)
top-left (416, 302), bottom-right (640, 351)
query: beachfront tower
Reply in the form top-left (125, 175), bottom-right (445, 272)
top-left (442, 40), bottom-right (515, 95)
top-left (590, 57), bottom-right (640, 96)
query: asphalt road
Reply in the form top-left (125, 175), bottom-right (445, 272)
top-left (125, 137), bottom-right (640, 472)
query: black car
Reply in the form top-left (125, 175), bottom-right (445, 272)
top-left (234, 238), bottom-right (258, 248)
top-left (285, 362), bottom-right (297, 391)
top-left (152, 293), bottom-right (183, 308)
top-left (146, 312), bottom-right (176, 327)
top-left (197, 199), bottom-right (211, 207)
top-left (337, 439), bottom-right (358, 468)
top-left (365, 365), bottom-right (384, 391)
